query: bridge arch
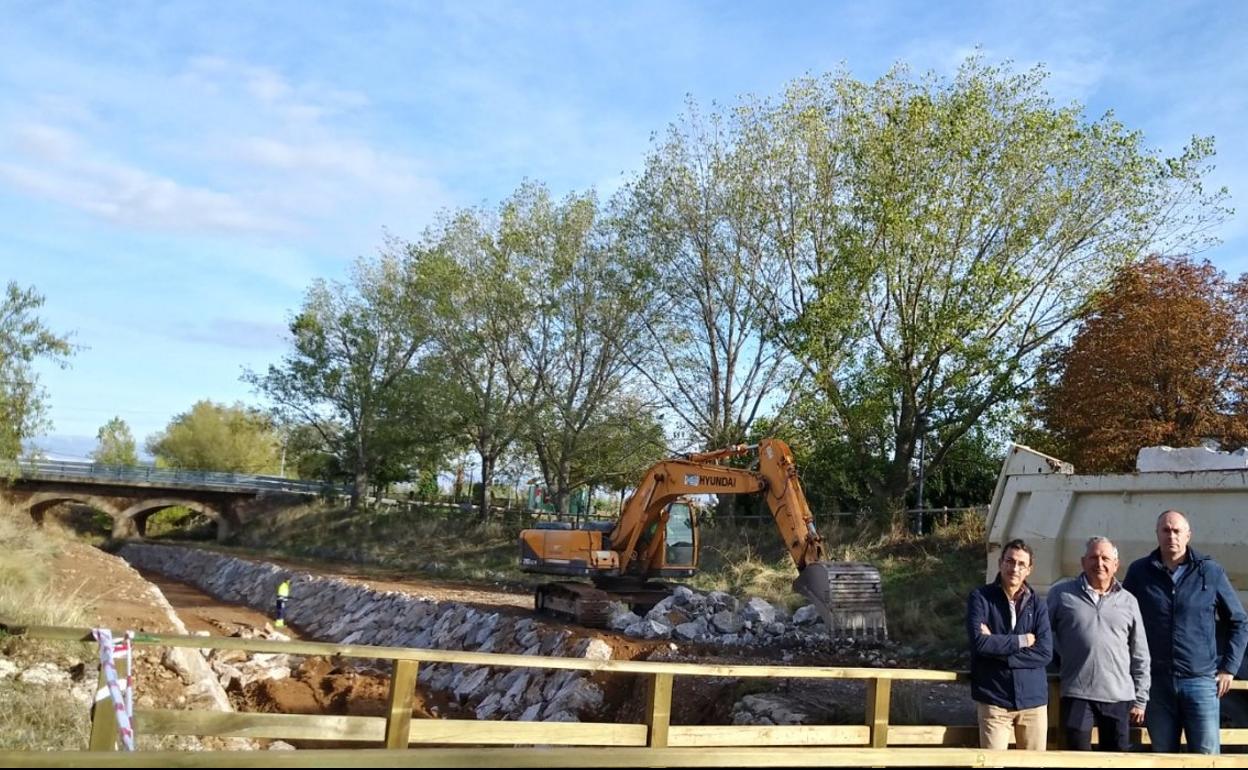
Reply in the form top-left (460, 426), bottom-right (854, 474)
top-left (23, 491), bottom-right (126, 526)
top-left (118, 498), bottom-right (229, 540)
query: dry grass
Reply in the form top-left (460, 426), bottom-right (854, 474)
top-left (0, 681), bottom-right (90, 750)
top-left (0, 502), bottom-right (95, 750)
top-left (0, 509), bottom-right (92, 629)
top-left (232, 503), bottom-right (522, 582)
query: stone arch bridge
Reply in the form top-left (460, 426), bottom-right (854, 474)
top-left (3, 461), bottom-right (337, 541)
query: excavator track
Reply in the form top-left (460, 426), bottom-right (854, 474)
top-left (534, 582), bottom-right (612, 628)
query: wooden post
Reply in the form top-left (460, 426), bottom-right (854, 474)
top-left (88, 650), bottom-right (129, 751)
top-left (646, 672), bottom-right (673, 748)
top-left (1048, 678), bottom-right (1063, 750)
top-left (384, 659), bottom-right (420, 749)
top-left (866, 677), bottom-right (891, 748)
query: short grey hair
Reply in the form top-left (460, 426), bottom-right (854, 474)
top-left (1085, 536), bottom-right (1118, 560)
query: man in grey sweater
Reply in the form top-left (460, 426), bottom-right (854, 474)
top-left (1047, 536), bottom-right (1150, 751)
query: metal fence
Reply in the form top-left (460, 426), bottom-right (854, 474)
top-left (13, 459), bottom-right (340, 496)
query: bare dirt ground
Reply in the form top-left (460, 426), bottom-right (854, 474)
top-left (31, 541), bottom-right (469, 742)
top-left (35, 540), bottom-right (975, 735)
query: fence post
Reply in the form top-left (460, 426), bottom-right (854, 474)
top-left (646, 672), bottom-right (673, 748)
top-left (866, 676), bottom-right (891, 748)
top-left (1048, 678), bottom-right (1063, 749)
top-left (384, 659), bottom-right (420, 749)
top-left (88, 653), bottom-right (127, 750)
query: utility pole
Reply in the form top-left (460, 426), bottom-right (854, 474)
top-left (915, 415), bottom-right (928, 535)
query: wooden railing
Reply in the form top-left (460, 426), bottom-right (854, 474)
top-left (2, 622), bottom-right (1246, 767)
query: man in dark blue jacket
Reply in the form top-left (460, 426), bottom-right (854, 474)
top-left (1124, 510), bottom-right (1248, 755)
top-left (967, 538), bottom-right (1053, 751)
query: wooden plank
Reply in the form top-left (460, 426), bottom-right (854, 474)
top-left (407, 720), bottom-right (648, 746)
top-left (384, 659), bottom-right (419, 749)
top-left (135, 710), bottom-right (648, 746)
top-left (866, 677), bottom-right (890, 748)
top-left (134, 710), bottom-right (385, 742)
top-left (646, 672), bottom-right (673, 748)
top-left (885, 725), bottom-right (978, 746)
top-left (0, 623), bottom-right (961, 681)
top-left (666, 725), bottom-right (868, 746)
top-left (5, 746), bottom-right (1248, 768)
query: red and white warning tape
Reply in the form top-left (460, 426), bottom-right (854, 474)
top-left (92, 628), bottom-right (136, 751)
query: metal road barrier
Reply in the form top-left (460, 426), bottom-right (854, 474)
top-left (12, 459), bottom-right (346, 496)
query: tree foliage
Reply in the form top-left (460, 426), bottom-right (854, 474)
top-left (620, 104), bottom-right (795, 452)
top-left (243, 56), bottom-right (1232, 522)
top-left (409, 197), bottom-right (539, 519)
top-left (0, 282), bottom-right (73, 465)
top-left (730, 58), bottom-right (1228, 527)
top-left (91, 416), bottom-right (138, 467)
top-left (1033, 255), bottom-right (1248, 472)
top-left (146, 400), bottom-right (281, 473)
top-left (246, 252), bottom-right (435, 508)
top-left (504, 184), bottom-right (662, 514)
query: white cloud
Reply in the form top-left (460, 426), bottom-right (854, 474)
top-left (0, 123), bottom-right (289, 233)
top-left (169, 317), bottom-right (289, 351)
top-left (235, 136), bottom-right (428, 195)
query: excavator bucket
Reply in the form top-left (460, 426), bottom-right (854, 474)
top-left (793, 561), bottom-right (888, 640)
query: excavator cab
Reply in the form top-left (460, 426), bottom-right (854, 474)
top-left (663, 500), bottom-right (696, 568)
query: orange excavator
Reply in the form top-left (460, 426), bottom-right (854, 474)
top-left (518, 438), bottom-right (886, 638)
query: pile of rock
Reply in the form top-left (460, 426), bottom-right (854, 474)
top-left (192, 625), bottom-right (298, 694)
top-left (119, 544), bottom-right (610, 722)
top-left (608, 585), bottom-right (828, 645)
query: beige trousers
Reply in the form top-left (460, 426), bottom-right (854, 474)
top-left (976, 701), bottom-right (1047, 751)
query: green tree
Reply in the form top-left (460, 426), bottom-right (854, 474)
top-left (410, 196), bottom-right (544, 520)
top-left (246, 252), bottom-right (433, 509)
top-left (501, 183), bottom-right (663, 516)
top-left (0, 282), bottom-right (73, 466)
top-left (146, 400), bottom-right (280, 474)
top-left (732, 58), bottom-right (1228, 529)
top-left (91, 416), bottom-right (138, 467)
top-left (569, 399), bottom-right (669, 495)
top-left (620, 103), bottom-right (795, 453)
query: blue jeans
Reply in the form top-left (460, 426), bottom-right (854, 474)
top-left (1146, 675), bottom-right (1220, 754)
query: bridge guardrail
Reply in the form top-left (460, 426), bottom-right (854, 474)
top-left (13, 460), bottom-right (347, 496)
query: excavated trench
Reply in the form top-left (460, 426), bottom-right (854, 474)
top-left (118, 543), bottom-right (979, 732)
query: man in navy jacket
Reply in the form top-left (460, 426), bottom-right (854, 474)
top-left (967, 538), bottom-right (1053, 751)
top-left (1124, 510), bottom-right (1248, 754)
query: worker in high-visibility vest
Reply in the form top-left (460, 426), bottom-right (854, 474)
top-left (275, 579), bottom-right (291, 628)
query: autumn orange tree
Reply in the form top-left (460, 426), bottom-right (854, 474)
top-left (1034, 256), bottom-right (1248, 472)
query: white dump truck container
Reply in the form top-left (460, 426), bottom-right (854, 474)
top-left (986, 443), bottom-right (1248, 605)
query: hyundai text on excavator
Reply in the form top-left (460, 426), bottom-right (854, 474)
top-left (518, 438), bottom-right (886, 638)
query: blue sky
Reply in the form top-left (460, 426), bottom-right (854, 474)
top-left (4, 1), bottom-right (1247, 458)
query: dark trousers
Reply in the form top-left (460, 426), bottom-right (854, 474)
top-left (1062, 697), bottom-right (1132, 751)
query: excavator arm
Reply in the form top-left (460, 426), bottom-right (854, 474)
top-left (609, 439), bottom-right (825, 573)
